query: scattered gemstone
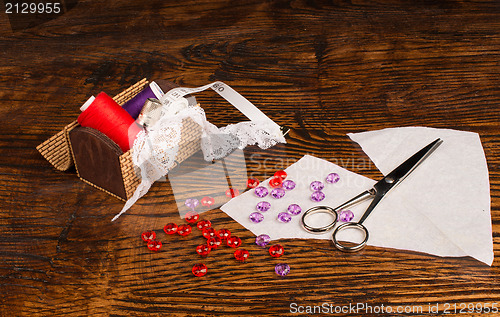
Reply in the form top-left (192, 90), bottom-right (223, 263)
top-left (185, 198), bottom-right (199, 210)
top-left (277, 212), bottom-right (292, 223)
top-left (287, 204), bottom-right (302, 215)
top-left (141, 230), bottom-right (156, 242)
top-left (255, 234), bottom-right (271, 247)
top-left (282, 180), bottom-right (296, 190)
top-left (147, 240), bottom-right (162, 252)
top-left (339, 209), bottom-right (354, 222)
top-left (234, 249), bottom-right (250, 262)
top-left (254, 186), bottom-right (269, 198)
top-left (217, 229), bottom-right (231, 240)
top-left (185, 212), bottom-right (200, 223)
top-left (195, 244), bottom-right (211, 257)
top-left (227, 236), bottom-right (242, 248)
top-left (311, 191), bottom-right (325, 202)
top-left (326, 172), bottom-right (340, 184)
top-left (256, 201), bottom-right (271, 212)
top-left (275, 263), bottom-right (291, 276)
top-left (310, 181), bottom-right (324, 191)
top-left (207, 236), bottom-right (222, 249)
top-left (201, 196), bottom-right (215, 207)
top-left (269, 176), bottom-right (283, 188)
top-left (274, 170), bottom-right (287, 180)
top-left (246, 178), bottom-right (260, 188)
top-left (192, 263), bottom-right (207, 277)
top-left (177, 224), bottom-right (192, 236)
top-left (249, 212), bottom-right (264, 223)
top-left (271, 188), bottom-right (286, 199)
top-left (269, 244), bottom-right (284, 258)
top-left (196, 220), bottom-right (212, 230)
top-left (202, 227), bottom-right (217, 239)
top-left (225, 188), bottom-right (240, 198)
top-left (163, 223), bottom-right (178, 235)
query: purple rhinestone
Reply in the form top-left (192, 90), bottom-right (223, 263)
top-left (184, 198), bottom-right (199, 210)
top-left (277, 212), bottom-right (292, 223)
top-left (249, 212), bottom-right (264, 223)
top-left (311, 191), bottom-right (325, 202)
top-left (287, 204), bottom-right (302, 215)
top-left (271, 188), bottom-right (286, 199)
top-left (339, 209), bottom-right (354, 222)
top-left (256, 201), bottom-right (271, 212)
top-left (254, 186), bottom-right (269, 198)
top-left (282, 180), bottom-right (296, 190)
top-left (255, 234), bottom-right (271, 247)
top-left (275, 263), bottom-right (291, 276)
top-left (326, 172), bottom-right (340, 184)
top-left (310, 181), bottom-right (324, 191)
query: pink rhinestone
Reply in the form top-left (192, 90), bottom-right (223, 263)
top-left (254, 186), bottom-right (269, 198)
top-left (282, 180), bottom-right (296, 190)
top-left (310, 181), bottom-right (324, 191)
top-left (271, 188), bottom-right (285, 199)
top-left (256, 201), bottom-right (271, 212)
top-left (326, 173), bottom-right (340, 184)
top-left (339, 210), bottom-right (354, 222)
top-left (311, 191), bottom-right (325, 202)
top-left (287, 204), bottom-right (302, 215)
top-left (255, 234), bottom-right (271, 247)
top-left (250, 212), bottom-right (264, 223)
top-left (185, 198), bottom-right (199, 210)
top-left (277, 212), bottom-right (292, 223)
top-left (275, 263), bottom-right (291, 276)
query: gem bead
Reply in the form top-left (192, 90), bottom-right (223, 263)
top-left (282, 180), bottom-right (296, 190)
top-left (255, 234), bottom-right (271, 247)
top-left (247, 178), bottom-right (260, 188)
top-left (196, 244), bottom-right (211, 257)
top-left (177, 224), bottom-right (192, 236)
top-left (192, 263), bottom-right (207, 277)
top-left (274, 170), bottom-right (287, 180)
top-left (277, 212), bottom-right (292, 223)
top-left (196, 220), bottom-right (212, 230)
top-left (287, 204), bottom-right (302, 215)
top-left (326, 172), bottom-right (340, 184)
top-left (310, 181), bottom-right (324, 191)
top-left (254, 186), bottom-right (269, 198)
top-left (339, 209), bottom-right (354, 222)
top-left (147, 240), bottom-right (162, 252)
top-left (163, 223), bottom-right (178, 235)
top-left (234, 249), bottom-right (250, 262)
top-left (269, 176), bottom-right (283, 188)
top-left (256, 201), bottom-right (271, 212)
top-left (217, 229), bottom-right (231, 240)
top-left (311, 191), bottom-right (325, 202)
top-left (185, 198), bottom-right (199, 210)
top-left (227, 236), bottom-right (242, 248)
top-left (275, 263), bottom-right (291, 276)
top-left (271, 188), bottom-right (286, 199)
top-left (207, 236), bottom-right (222, 249)
top-left (269, 244), bottom-right (284, 257)
top-left (185, 212), bottom-right (200, 223)
top-left (226, 188), bottom-right (240, 198)
top-left (202, 227), bottom-right (217, 239)
top-left (201, 196), bottom-right (215, 207)
top-left (141, 230), bottom-right (156, 242)
top-left (250, 212), bottom-right (264, 223)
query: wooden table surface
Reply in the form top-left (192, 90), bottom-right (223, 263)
top-left (1, 0), bottom-right (499, 316)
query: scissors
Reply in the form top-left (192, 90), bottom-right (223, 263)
top-left (301, 138), bottom-right (443, 252)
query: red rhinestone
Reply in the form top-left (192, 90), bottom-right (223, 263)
top-left (192, 263), bottom-right (207, 277)
top-left (185, 212), bottom-right (200, 223)
top-left (274, 170), bottom-right (287, 180)
top-left (269, 176), bottom-right (283, 188)
top-left (226, 236), bottom-right (242, 248)
top-left (225, 188), bottom-right (240, 198)
top-left (163, 223), bottom-right (178, 235)
top-left (207, 236), bottom-right (222, 249)
top-left (217, 229), bottom-right (231, 240)
top-left (196, 220), bottom-right (212, 230)
top-left (202, 227), bottom-right (217, 239)
top-left (246, 178), bottom-right (260, 189)
top-left (147, 240), bottom-right (162, 252)
top-left (177, 224), bottom-right (192, 236)
top-left (234, 249), bottom-right (250, 262)
top-left (201, 196), bottom-right (215, 207)
top-left (195, 244), bottom-right (211, 257)
top-left (269, 244), bottom-right (284, 258)
top-left (141, 230), bottom-right (156, 242)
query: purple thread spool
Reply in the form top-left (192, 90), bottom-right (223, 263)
top-left (122, 85), bottom-right (157, 119)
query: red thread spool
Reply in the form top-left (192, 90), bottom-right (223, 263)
top-left (77, 92), bottom-right (142, 152)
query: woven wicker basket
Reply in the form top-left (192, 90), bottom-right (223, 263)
top-left (37, 79), bottom-right (202, 201)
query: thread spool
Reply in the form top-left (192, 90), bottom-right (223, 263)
top-left (78, 92), bottom-right (141, 152)
top-left (122, 82), bottom-right (164, 119)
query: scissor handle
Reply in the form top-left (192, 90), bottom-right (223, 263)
top-left (332, 222), bottom-right (369, 252)
top-left (301, 206), bottom-right (338, 233)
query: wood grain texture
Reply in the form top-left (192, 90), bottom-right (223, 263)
top-left (0, 0), bottom-right (499, 316)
